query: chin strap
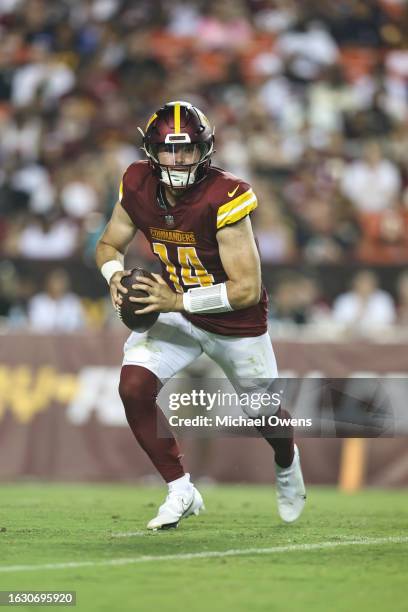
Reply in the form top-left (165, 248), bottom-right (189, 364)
top-left (161, 167), bottom-right (196, 188)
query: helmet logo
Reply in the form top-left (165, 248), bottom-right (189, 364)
top-left (165, 133), bottom-right (191, 144)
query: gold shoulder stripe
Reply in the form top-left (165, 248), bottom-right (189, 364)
top-left (217, 197), bottom-right (257, 229)
top-left (217, 189), bottom-right (257, 225)
top-left (118, 180), bottom-right (123, 202)
top-left (217, 188), bottom-right (254, 218)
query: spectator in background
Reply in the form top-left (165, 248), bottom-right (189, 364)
top-left (17, 213), bottom-right (79, 260)
top-left (269, 272), bottom-right (305, 324)
top-left (396, 270), bottom-right (408, 325)
top-left (252, 185), bottom-right (296, 262)
top-left (252, 0), bottom-right (297, 34)
top-left (0, 109), bottom-right (42, 161)
top-left (196, 0), bottom-right (253, 51)
top-left (166, 0), bottom-right (201, 37)
top-left (0, 262), bottom-right (29, 328)
top-left (297, 196), bottom-right (346, 263)
top-left (357, 208), bottom-right (408, 263)
top-left (11, 159), bottom-right (55, 214)
top-left (307, 66), bottom-right (356, 137)
top-left (332, 270), bottom-right (396, 331)
top-left (268, 272), bottom-right (326, 324)
top-left (215, 126), bottom-right (252, 181)
top-left (11, 42), bottom-right (75, 109)
top-left (276, 18), bottom-right (339, 83)
top-left (28, 268), bottom-right (85, 332)
top-left (340, 140), bottom-right (401, 212)
top-left (59, 169), bottom-right (99, 220)
top-left (0, 160), bottom-right (30, 220)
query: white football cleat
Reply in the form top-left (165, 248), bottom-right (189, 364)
top-left (275, 444), bottom-right (306, 523)
top-left (147, 485), bottom-right (204, 530)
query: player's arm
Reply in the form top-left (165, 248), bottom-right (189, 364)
top-left (171, 187), bottom-right (261, 314)
top-left (95, 201), bottom-right (138, 307)
top-left (216, 215), bottom-right (261, 309)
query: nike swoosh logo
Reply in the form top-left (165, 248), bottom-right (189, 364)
top-left (181, 497), bottom-right (194, 515)
top-left (228, 185), bottom-right (239, 198)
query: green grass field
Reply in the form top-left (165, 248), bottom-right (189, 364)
top-left (0, 484), bottom-right (407, 611)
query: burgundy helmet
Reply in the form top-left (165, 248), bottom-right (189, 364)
top-left (139, 101), bottom-right (214, 189)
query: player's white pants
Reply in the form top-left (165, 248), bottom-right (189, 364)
top-left (122, 312), bottom-right (278, 417)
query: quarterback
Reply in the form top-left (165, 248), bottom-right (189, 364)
top-left (95, 101), bottom-right (306, 530)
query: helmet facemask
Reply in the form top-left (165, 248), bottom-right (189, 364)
top-left (146, 140), bottom-right (213, 189)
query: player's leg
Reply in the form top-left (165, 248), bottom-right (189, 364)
top-left (119, 312), bottom-right (204, 529)
top-left (119, 365), bottom-right (183, 482)
top-left (200, 328), bottom-right (306, 522)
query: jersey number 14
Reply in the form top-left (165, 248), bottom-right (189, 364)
top-left (153, 243), bottom-right (214, 292)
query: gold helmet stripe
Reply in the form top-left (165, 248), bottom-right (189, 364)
top-left (174, 102), bottom-right (181, 134)
top-left (146, 113), bottom-right (157, 130)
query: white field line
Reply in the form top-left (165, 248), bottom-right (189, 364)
top-left (0, 535), bottom-right (407, 573)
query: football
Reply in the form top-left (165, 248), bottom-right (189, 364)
top-left (116, 267), bottom-right (159, 332)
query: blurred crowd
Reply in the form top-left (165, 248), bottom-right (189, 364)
top-left (1, 262), bottom-right (408, 338)
top-left (268, 268), bottom-right (408, 337)
top-left (0, 0), bottom-right (407, 334)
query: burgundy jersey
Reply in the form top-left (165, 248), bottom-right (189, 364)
top-left (119, 161), bottom-right (268, 337)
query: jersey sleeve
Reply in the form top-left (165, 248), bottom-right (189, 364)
top-left (215, 182), bottom-right (258, 230)
top-left (118, 167), bottom-right (132, 212)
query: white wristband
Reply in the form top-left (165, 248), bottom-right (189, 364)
top-left (183, 282), bottom-right (233, 314)
top-left (101, 260), bottom-right (124, 285)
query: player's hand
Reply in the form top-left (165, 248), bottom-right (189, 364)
top-left (129, 273), bottom-right (183, 314)
top-left (109, 270), bottom-right (132, 308)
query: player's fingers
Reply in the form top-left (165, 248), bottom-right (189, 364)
top-left (112, 291), bottom-right (123, 305)
top-left (115, 281), bottom-right (128, 294)
top-left (129, 295), bottom-right (152, 303)
top-left (135, 304), bottom-right (158, 315)
top-left (110, 286), bottom-right (119, 301)
top-left (110, 271), bottom-right (129, 293)
top-left (134, 276), bottom-right (156, 288)
top-left (151, 273), bottom-right (165, 285)
top-left (131, 282), bottom-right (152, 293)
top-left (111, 295), bottom-right (122, 308)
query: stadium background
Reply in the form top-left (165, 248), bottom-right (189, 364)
top-left (0, 0), bottom-right (407, 488)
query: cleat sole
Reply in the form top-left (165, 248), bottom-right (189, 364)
top-left (159, 521), bottom-right (179, 530)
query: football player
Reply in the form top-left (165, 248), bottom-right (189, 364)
top-left (95, 101), bottom-right (306, 530)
